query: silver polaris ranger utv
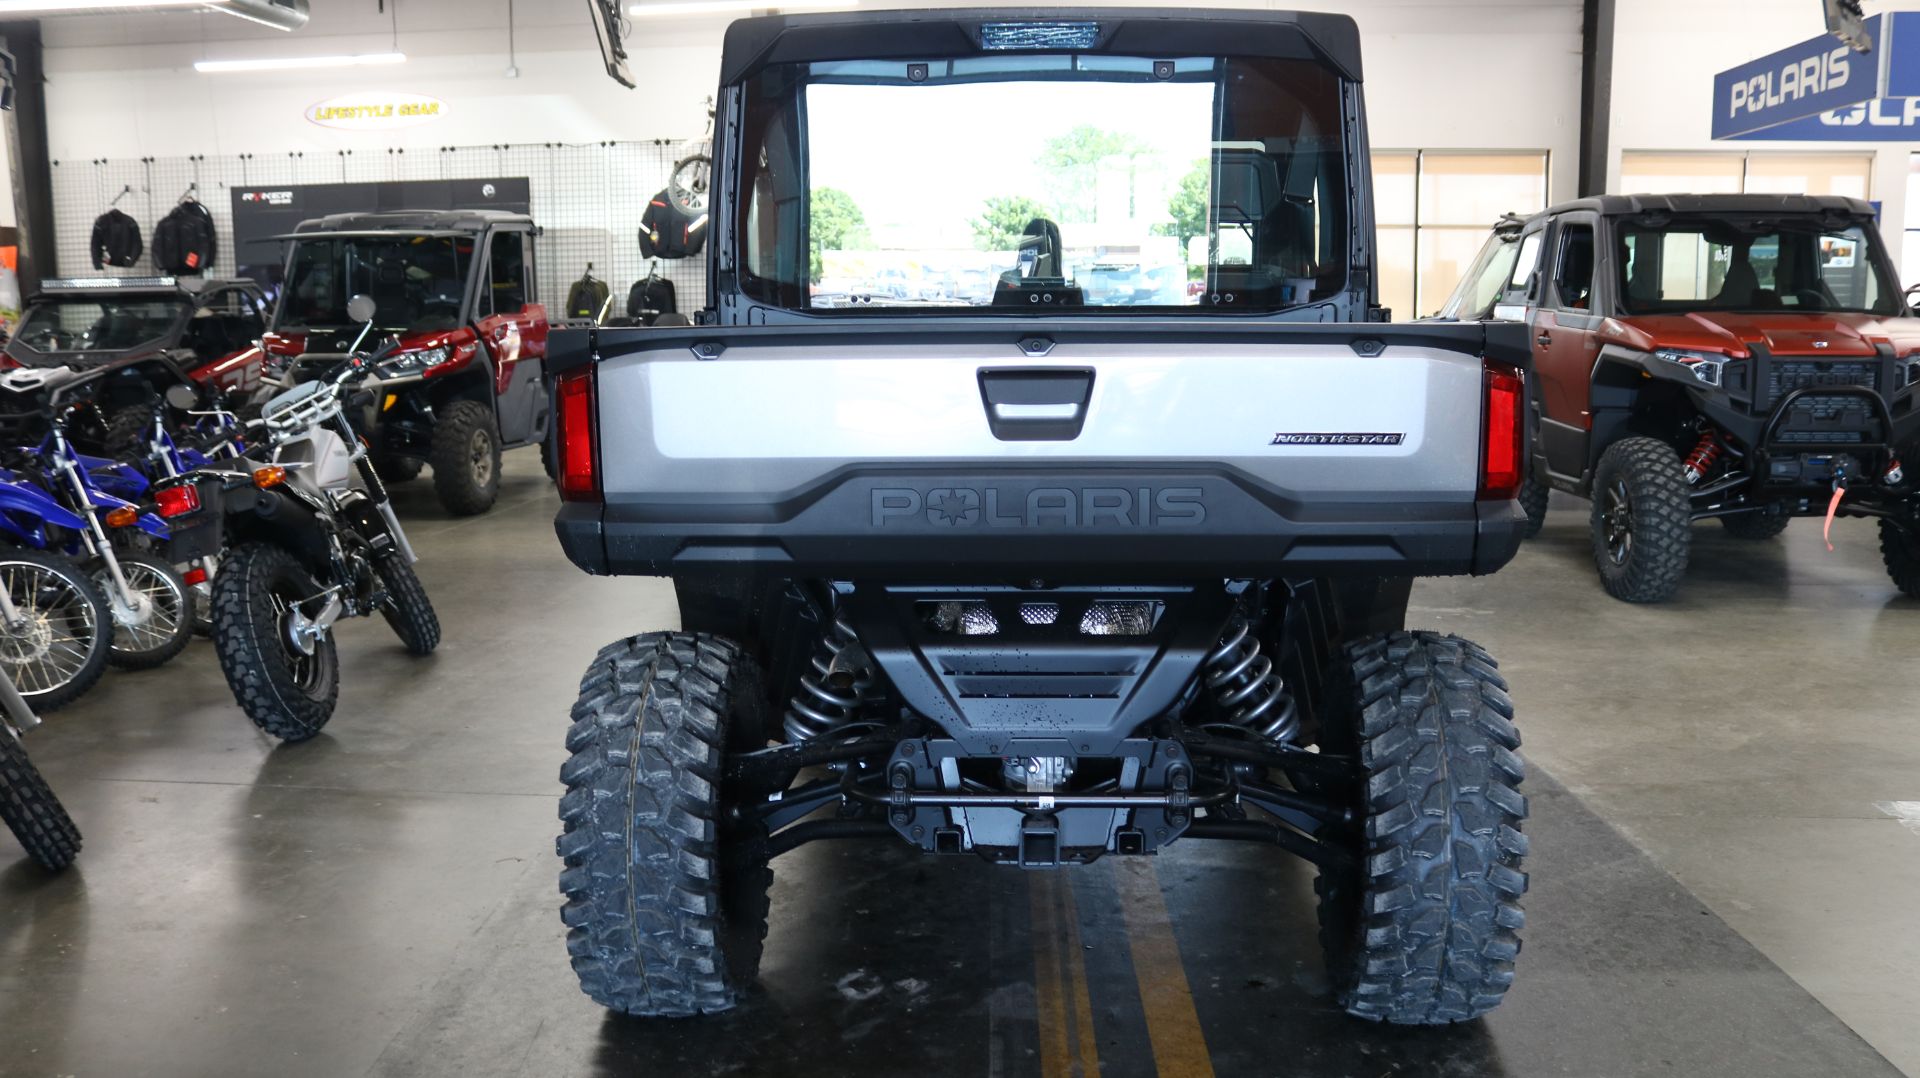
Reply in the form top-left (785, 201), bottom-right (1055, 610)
top-left (549, 8), bottom-right (1534, 1025)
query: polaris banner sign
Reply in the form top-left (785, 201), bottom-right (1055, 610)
top-left (1711, 15), bottom-right (1885, 139)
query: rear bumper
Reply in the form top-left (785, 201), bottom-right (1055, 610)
top-left (556, 466), bottom-right (1526, 580)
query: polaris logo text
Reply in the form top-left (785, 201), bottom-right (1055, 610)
top-left (1728, 46), bottom-right (1851, 119)
top-left (1270, 432), bottom-right (1405, 446)
top-left (871, 487), bottom-right (1206, 528)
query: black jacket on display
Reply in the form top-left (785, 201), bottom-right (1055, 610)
top-left (639, 190), bottom-right (707, 260)
top-left (626, 275), bottom-right (676, 324)
top-left (566, 273), bottom-right (611, 321)
top-left (152, 200), bottom-right (217, 274)
top-left (90, 209), bottom-right (144, 269)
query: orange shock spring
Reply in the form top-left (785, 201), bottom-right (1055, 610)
top-left (1682, 429), bottom-right (1723, 485)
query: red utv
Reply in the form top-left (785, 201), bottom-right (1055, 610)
top-left (1441, 194), bottom-right (1920, 602)
top-left (0, 276), bottom-right (272, 449)
top-left (262, 210), bottom-right (553, 516)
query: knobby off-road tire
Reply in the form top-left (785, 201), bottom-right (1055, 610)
top-left (1590, 437), bottom-right (1691, 603)
top-left (1315, 631), bottom-right (1528, 1025)
top-left (1516, 474), bottom-right (1549, 539)
top-left (0, 728), bottom-right (82, 872)
top-left (98, 552), bottom-right (195, 670)
top-left (103, 405), bottom-right (156, 456)
top-left (210, 543), bottom-right (339, 742)
top-left (557, 632), bottom-right (773, 1017)
top-left (429, 401), bottom-right (501, 517)
top-left (374, 555), bottom-right (440, 656)
top-left (1880, 520), bottom-right (1920, 599)
top-left (1721, 506), bottom-right (1790, 540)
top-left (0, 550), bottom-right (111, 713)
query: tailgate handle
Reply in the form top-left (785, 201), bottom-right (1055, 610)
top-left (978, 367), bottom-right (1093, 441)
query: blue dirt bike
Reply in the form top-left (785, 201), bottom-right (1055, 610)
top-left (0, 404), bottom-right (194, 672)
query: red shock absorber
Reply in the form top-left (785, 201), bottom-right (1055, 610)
top-left (1683, 429), bottom-right (1723, 485)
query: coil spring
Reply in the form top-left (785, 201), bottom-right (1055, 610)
top-left (1203, 621), bottom-right (1299, 744)
top-left (1683, 429), bottom-right (1723, 485)
top-left (781, 611), bottom-right (874, 743)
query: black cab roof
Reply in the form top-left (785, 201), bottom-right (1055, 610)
top-left (1504, 193), bottom-right (1877, 231)
top-left (286, 208), bottom-right (535, 237)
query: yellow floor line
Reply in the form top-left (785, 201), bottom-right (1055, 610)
top-left (1116, 858), bottom-right (1215, 1078)
top-left (1057, 873), bottom-right (1101, 1078)
top-left (1032, 873), bottom-right (1073, 1078)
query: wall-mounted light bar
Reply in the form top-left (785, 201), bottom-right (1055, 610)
top-left (629, 0), bottom-right (854, 18)
top-left (194, 52), bottom-right (407, 74)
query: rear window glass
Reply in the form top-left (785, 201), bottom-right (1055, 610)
top-left (736, 55), bottom-right (1351, 315)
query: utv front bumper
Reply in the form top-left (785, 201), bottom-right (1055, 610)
top-left (556, 466), bottom-right (1528, 580)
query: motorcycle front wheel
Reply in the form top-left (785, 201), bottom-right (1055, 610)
top-left (0, 551), bottom-right (111, 712)
top-left (95, 552), bottom-right (195, 670)
top-left (210, 543), bottom-right (339, 742)
top-left (0, 725), bottom-right (82, 872)
top-left (374, 555), bottom-right (441, 656)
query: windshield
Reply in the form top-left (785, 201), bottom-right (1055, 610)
top-left (737, 55), bottom-right (1351, 314)
top-left (1616, 216), bottom-right (1898, 316)
top-left (276, 235), bottom-right (472, 333)
top-left (9, 296), bottom-right (186, 364)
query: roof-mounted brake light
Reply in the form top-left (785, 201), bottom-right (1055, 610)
top-left (979, 21), bottom-right (1099, 50)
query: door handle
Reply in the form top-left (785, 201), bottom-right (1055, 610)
top-left (1535, 333), bottom-right (1552, 347)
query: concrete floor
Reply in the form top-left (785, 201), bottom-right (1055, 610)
top-left (0, 458), bottom-right (1912, 1077)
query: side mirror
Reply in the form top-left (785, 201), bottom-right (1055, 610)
top-left (346, 293), bottom-right (377, 324)
top-left (1905, 282), bottom-right (1919, 308)
top-left (164, 383), bottom-right (200, 411)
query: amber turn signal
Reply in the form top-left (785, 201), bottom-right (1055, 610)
top-left (103, 506), bottom-right (139, 529)
top-left (253, 466), bottom-right (288, 489)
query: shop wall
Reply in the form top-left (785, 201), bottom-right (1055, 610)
top-left (1610, 0), bottom-right (1914, 273)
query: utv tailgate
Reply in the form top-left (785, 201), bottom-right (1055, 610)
top-left (552, 321), bottom-right (1530, 580)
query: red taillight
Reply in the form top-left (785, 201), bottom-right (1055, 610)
top-left (154, 482), bottom-right (202, 519)
top-left (1480, 364), bottom-right (1525, 500)
top-left (556, 369), bottom-right (599, 502)
top-left (182, 567), bottom-right (208, 587)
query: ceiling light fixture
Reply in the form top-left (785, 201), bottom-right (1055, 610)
top-left (628, 0), bottom-right (853, 18)
top-left (0, 0), bottom-right (211, 11)
top-left (194, 52), bottom-right (407, 73)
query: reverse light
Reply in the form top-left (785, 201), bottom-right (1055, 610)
top-left (1480, 364), bottom-right (1524, 501)
top-left (1654, 348), bottom-right (1731, 387)
top-left (253, 466), bottom-right (288, 489)
top-left (103, 506), bottom-right (139, 529)
top-left (555, 369), bottom-right (600, 502)
top-left (153, 483), bottom-right (202, 519)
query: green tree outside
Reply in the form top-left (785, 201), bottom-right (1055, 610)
top-left (1040, 125), bottom-right (1149, 223)
top-left (810, 187), bottom-right (870, 282)
top-left (972, 195), bottom-right (1055, 252)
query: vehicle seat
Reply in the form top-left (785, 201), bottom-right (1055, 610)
top-left (1716, 257), bottom-right (1759, 308)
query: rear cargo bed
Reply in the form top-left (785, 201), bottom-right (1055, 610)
top-left (551, 320), bottom-right (1530, 580)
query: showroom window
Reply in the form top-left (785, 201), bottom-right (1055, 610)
top-left (1371, 151), bottom-right (1551, 319)
top-left (1620, 151), bottom-right (1872, 199)
top-left (1907, 153), bottom-right (1920, 291)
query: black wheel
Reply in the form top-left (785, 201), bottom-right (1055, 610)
top-left (540, 433), bottom-right (556, 481)
top-left (372, 454), bottom-right (424, 484)
top-left (429, 401), bottom-right (501, 517)
top-left (1880, 519), bottom-right (1920, 599)
top-left (0, 551), bottom-right (111, 713)
top-left (103, 404), bottom-right (156, 456)
top-left (1720, 506), bottom-right (1790, 540)
top-left (1589, 437), bottom-right (1691, 603)
top-left (558, 631), bottom-right (772, 1017)
top-left (374, 555), bottom-right (441, 656)
top-left (1516, 473), bottom-right (1549, 539)
top-left (209, 543), bottom-right (339, 742)
top-left (1314, 630), bottom-right (1528, 1025)
top-left (0, 727), bottom-right (82, 872)
top-left (95, 552), bottom-right (194, 670)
